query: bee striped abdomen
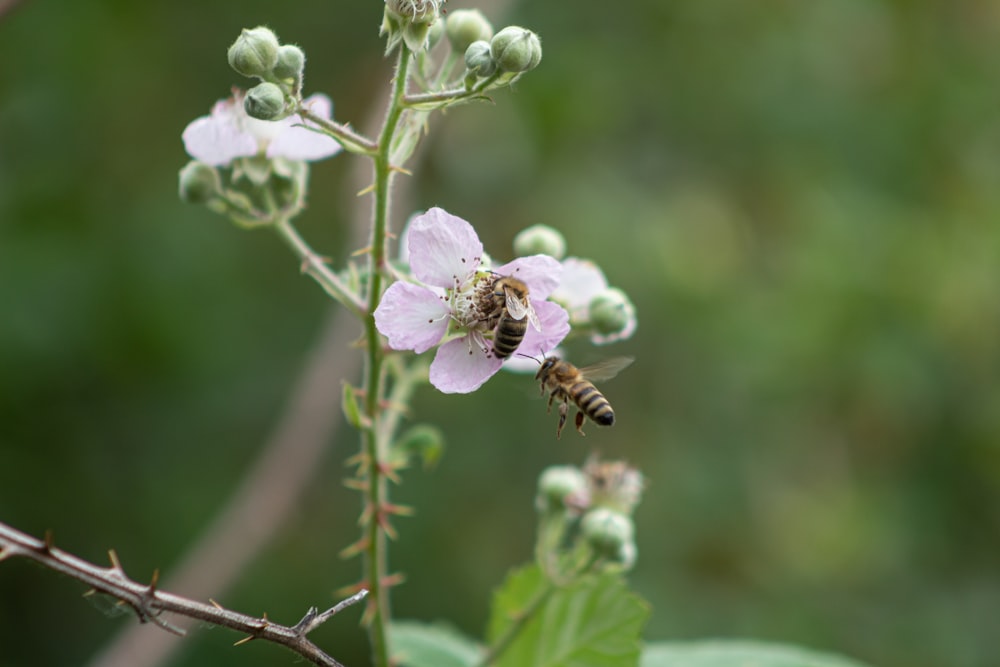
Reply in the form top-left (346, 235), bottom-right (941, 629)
top-left (571, 381), bottom-right (615, 426)
top-left (493, 315), bottom-right (528, 359)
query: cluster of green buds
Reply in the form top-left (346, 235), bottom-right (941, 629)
top-left (463, 24), bottom-right (542, 88)
top-left (227, 26), bottom-right (307, 120)
top-left (511, 224), bottom-right (638, 346)
top-left (536, 457), bottom-right (644, 572)
top-left (178, 26), bottom-right (343, 227)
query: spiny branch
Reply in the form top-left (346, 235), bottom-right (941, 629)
top-left (0, 521), bottom-right (365, 667)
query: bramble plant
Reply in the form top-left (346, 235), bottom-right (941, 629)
top-left (0, 3), bottom-right (878, 667)
top-left (178, 3), bottom-right (646, 665)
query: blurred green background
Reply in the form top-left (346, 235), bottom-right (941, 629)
top-left (2, 1), bottom-right (999, 666)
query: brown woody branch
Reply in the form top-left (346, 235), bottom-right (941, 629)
top-left (0, 521), bottom-right (365, 667)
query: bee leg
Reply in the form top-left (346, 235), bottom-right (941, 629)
top-left (556, 401), bottom-right (568, 439)
top-left (546, 391), bottom-right (556, 413)
top-left (575, 410), bottom-right (587, 436)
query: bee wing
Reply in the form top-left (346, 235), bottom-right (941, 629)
top-left (578, 356), bottom-right (634, 382)
top-left (504, 287), bottom-right (529, 318)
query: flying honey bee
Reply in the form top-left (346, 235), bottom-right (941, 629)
top-left (488, 276), bottom-right (539, 359)
top-left (535, 356), bottom-right (633, 438)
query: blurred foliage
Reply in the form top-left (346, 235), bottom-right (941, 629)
top-left (2, 1), bottom-right (1000, 667)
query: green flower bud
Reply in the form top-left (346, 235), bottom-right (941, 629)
top-left (536, 466), bottom-right (589, 513)
top-left (464, 40), bottom-right (497, 78)
top-left (581, 508), bottom-right (635, 562)
top-left (227, 26), bottom-right (280, 78)
top-left (446, 9), bottom-right (493, 54)
top-left (490, 26), bottom-right (542, 73)
top-left (589, 288), bottom-right (635, 337)
top-left (178, 161), bottom-right (221, 204)
top-left (244, 82), bottom-right (286, 121)
top-left (426, 18), bottom-right (445, 50)
top-left (384, 0), bottom-right (442, 25)
top-left (272, 44), bottom-right (305, 82)
top-left (513, 224), bottom-right (566, 259)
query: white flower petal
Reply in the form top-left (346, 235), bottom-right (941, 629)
top-left (181, 112), bottom-right (258, 166)
top-left (374, 282), bottom-right (451, 353)
top-left (267, 95), bottom-right (341, 162)
top-left (429, 337), bottom-right (503, 394)
top-left (408, 208), bottom-right (484, 288)
top-left (493, 254), bottom-right (563, 300)
top-left (551, 257), bottom-right (608, 309)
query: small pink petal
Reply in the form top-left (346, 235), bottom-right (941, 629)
top-left (408, 208), bottom-right (484, 288)
top-left (267, 95), bottom-right (341, 161)
top-left (493, 255), bottom-right (563, 300)
top-left (520, 300), bottom-right (570, 358)
top-left (430, 337), bottom-right (503, 394)
top-left (182, 113), bottom-right (258, 166)
top-left (551, 257), bottom-right (608, 308)
top-left (374, 282), bottom-right (450, 353)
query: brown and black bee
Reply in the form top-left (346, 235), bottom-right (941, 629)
top-left (535, 356), bottom-right (633, 438)
top-left (488, 276), bottom-right (539, 359)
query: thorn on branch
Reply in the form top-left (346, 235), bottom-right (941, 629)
top-left (43, 530), bottom-right (54, 553)
top-left (108, 549), bottom-right (124, 576)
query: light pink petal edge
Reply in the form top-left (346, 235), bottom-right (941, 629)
top-left (493, 254), bottom-right (563, 300)
top-left (409, 208), bottom-right (484, 288)
top-left (520, 300), bottom-right (570, 358)
top-left (374, 282), bottom-right (450, 353)
top-left (430, 337), bottom-right (503, 394)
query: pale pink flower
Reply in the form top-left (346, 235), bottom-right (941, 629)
top-left (375, 208), bottom-right (570, 394)
top-left (550, 257), bottom-right (637, 345)
top-left (182, 91), bottom-right (341, 166)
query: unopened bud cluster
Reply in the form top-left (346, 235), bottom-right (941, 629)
top-left (227, 26), bottom-right (305, 120)
top-left (462, 25), bottom-right (542, 85)
top-left (536, 458), bottom-right (643, 570)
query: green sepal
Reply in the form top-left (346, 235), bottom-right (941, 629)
top-left (342, 382), bottom-right (365, 429)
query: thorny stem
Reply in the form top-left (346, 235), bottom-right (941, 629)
top-left (273, 217), bottom-right (366, 317)
top-left (362, 44), bottom-right (413, 667)
top-left (297, 105), bottom-right (378, 156)
top-left (0, 521), bottom-right (365, 667)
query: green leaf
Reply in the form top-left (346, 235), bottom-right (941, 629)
top-left (640, 640), bottom-right (876, 667)
top-left (341, 382), bottom-right (364, 429)
top-left (487, 564), bottom-right (650, 667)
top-left (393, 424), bottom-right (445, 470)
top-left (391, 620), bottom-right (482, 667)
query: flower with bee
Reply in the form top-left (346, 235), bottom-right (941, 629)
top-left (375, 208), bottom-right (570, 394)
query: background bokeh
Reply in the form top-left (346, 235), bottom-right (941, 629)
top-left (2, 1), bottom-right (999, 667)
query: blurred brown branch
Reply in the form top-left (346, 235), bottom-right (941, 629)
top-left (0, 521), bottom-right (365, 667)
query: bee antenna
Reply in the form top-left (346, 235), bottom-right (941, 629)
top-left (516, 352), bottom-right (543, 366)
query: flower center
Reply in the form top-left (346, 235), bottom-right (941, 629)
top-left (449, 271), bottom-right (499, 331)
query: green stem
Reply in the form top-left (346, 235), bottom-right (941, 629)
top-left (401, 71), bottom-right (505, 108)
top-left (297, 105), bottom-right (379, 155)
top-left (272, 217), bottom-right (366, 317)
top-left (362, 44), bottom-right (413, 667)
